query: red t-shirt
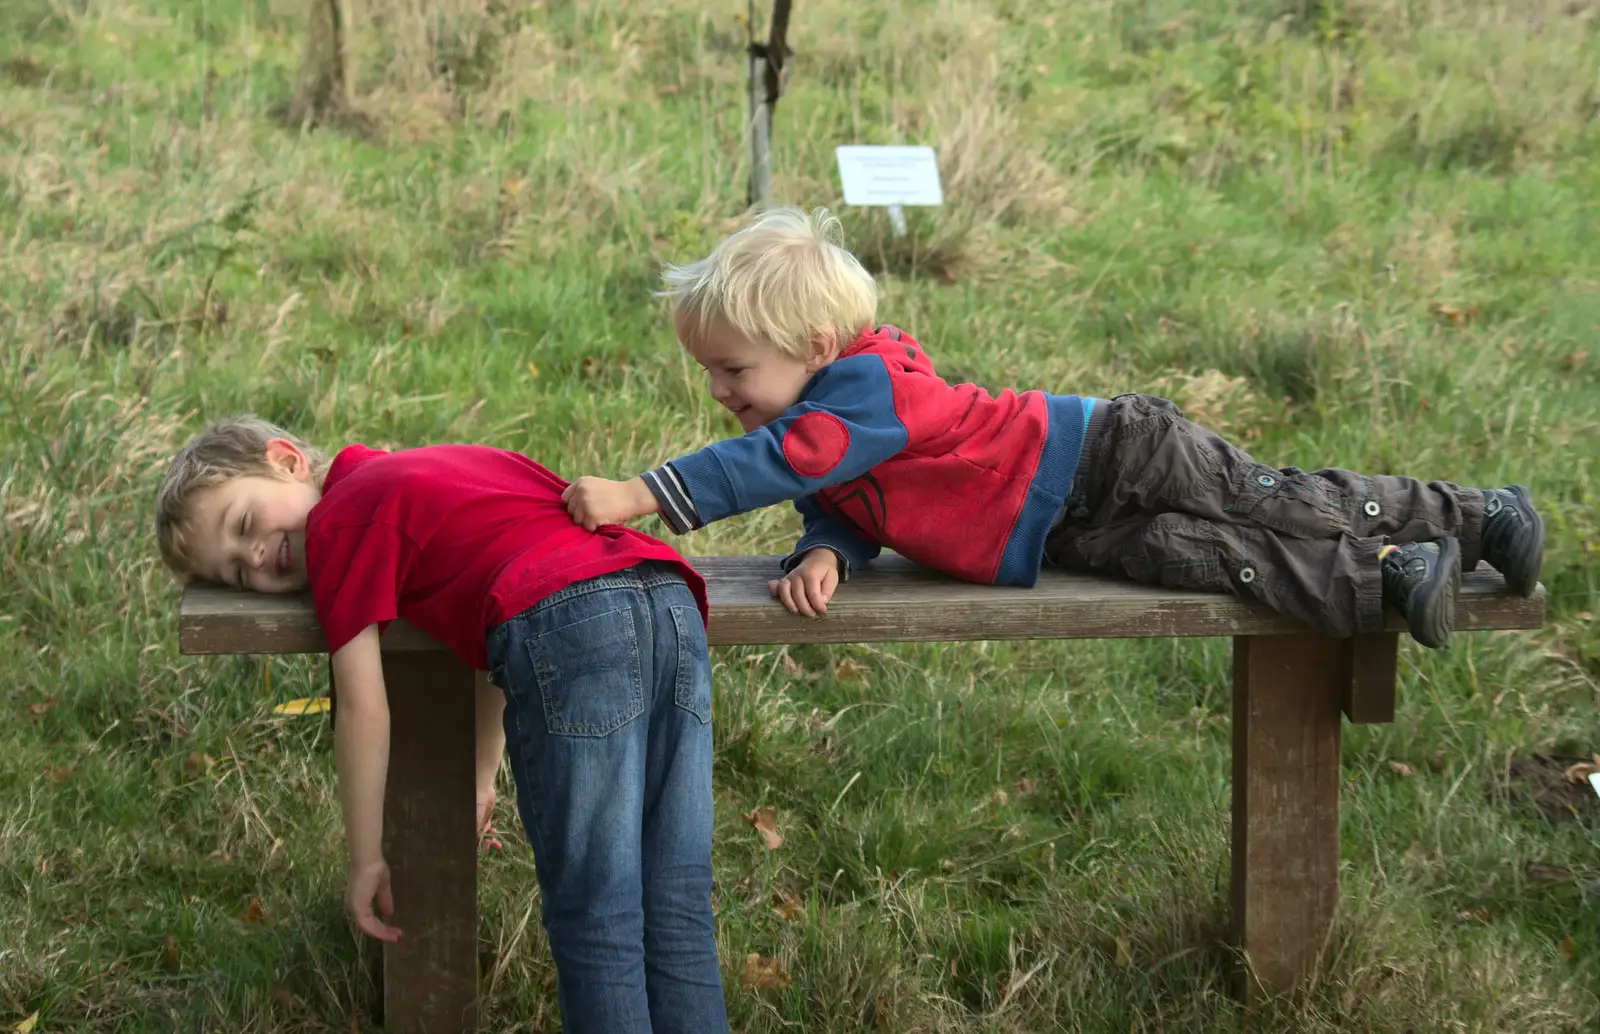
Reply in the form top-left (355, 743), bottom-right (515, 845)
top-left (303, 444), bottom-right (709, 669)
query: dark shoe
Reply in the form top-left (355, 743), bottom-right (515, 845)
top-left (1381, 538), bottom-right (1461, 649)
top-left (1479, 485), bottom-right (1544, 597)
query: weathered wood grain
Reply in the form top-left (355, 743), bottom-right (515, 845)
top-left (1231, 633), bottom-right (1344, 996)
top-left (371, 651), bottom-right (479, 1034)
top-left (1341, 632), bottom-right (1399, 724)
top-left (179, 555), bottom-right (1544, 655)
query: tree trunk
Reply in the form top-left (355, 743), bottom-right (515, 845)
top-left (288, 0), bottom-right (349, 125)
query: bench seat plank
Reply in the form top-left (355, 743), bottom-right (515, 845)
top-left (179, 554), bottom-right (1544, 655)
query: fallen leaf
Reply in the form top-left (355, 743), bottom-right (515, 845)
top-left (1429, 302), bottom-right (1479, 327)
top-left (1427, 749), bottom-right (1447, 774)
top-left (1559, 936), bottom-right (1577, 961)
top-left (1114, 936), bottom-right (1133, 968)
top-left (1388, 760), bottom-right (1416, 778)
top-left (781, 654), bottom-right (805, 677)
top-left (771, 889), bottom-right (804, 921)
top-left (834, 659), bottom-right (864, 681)
top-left (738, 953), bottom-right (792, 991)
top-left (1456, 907), bottom-right (1491, 924)
top-left (14, 1012), bottom-right (39, 1034)
top-left (1525, 861), bottom-right (1574, 884)
top-left (744, 807), bottom-right (783, 851)
top-left (163, 932), bottom-right (180, 970)
top-left (44, 764), bottom-right (72, 783)
top-left (270, 985), bottom-right (299, 1009)
top-left (1013, 777), bottom-right (1037, 797)
top-left (27, 700), bottom-right (53, 720)
top-left (182, 751), bottom-right (216, 780)
top-left (272, 697), bottom-right (330, 716)
top-left (236, 898), bottom-right (269, 924)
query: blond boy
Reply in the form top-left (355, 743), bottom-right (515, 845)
top-left (565, 207), bottom-right (1543, 648)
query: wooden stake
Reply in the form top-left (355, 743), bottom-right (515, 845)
top-left (747, 0), bottom-right (793, 209)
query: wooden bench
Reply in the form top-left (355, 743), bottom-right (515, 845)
top-left (178, 555), bottom-right (1544, 1033)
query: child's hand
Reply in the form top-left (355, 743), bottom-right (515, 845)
top-left (562, 476), bottom-right (658, 531)
top-left (345, 858), bottom-right (402, 942)
top-left (476, 787), bottom-right (502, 854)
top-left (768, 548), bottom-right (840, 618)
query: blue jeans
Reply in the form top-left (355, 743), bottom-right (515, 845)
top-left (486, 562), bottom-right (728, 1034)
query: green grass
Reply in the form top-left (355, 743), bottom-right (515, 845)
top-left (3, 0), bottom-right (1599, 1029)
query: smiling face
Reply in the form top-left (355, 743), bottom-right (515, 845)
top-left (685, 320), bottom-right (837, 432)
top-left (178, 441), bottom-right (321, 593)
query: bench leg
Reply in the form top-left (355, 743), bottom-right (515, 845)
top-left (380, 650), bottom-right (480, 1033)
top-left (1341, 632), bottom-right (1398, 724)
top-left (1230, 634), bottom-right (1343, 996)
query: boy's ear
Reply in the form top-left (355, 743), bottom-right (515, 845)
top-left (264, 438), bottom-right (311, 481)
top-left (805, 328), bottom-right (841, 372)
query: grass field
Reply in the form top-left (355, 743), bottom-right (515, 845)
top-left (2, 0), bottom-right (1598, 1030)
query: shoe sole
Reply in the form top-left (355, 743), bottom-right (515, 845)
top-left (1498, 484), bottom-right (1544, 597)
top-left (1408, 537), bottom-right (1460, 649)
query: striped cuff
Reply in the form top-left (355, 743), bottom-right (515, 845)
top-left (640, 463), bottom-right (701, 535)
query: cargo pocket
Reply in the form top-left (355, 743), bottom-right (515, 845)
top-left (1225, 464), bottom-right (1348, 539)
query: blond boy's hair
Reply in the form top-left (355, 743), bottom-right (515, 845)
top-left (661, 207), bottom-right (878, 360)
top-left (154, 415), bottom-right (330, 579)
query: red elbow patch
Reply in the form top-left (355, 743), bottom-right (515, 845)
top-left (782, 412), bottom-right (851, 479)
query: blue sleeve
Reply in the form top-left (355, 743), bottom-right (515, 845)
top-left (782, 494), bottom-right (882, 578)
top-left (660, 355), bottom-right (909, 527)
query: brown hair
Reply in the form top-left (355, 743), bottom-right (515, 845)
top-left (154, 415), bottom-right (329, 579)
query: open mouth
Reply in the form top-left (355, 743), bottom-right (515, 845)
top-left (277, 536), bottom-right (290, 577)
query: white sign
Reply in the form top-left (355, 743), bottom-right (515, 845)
top-left (836, 146), bottom-right (944, 207)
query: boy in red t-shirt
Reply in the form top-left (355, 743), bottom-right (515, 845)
top-left (155, 416), bottom-right (729, 1034)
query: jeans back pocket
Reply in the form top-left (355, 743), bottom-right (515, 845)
top-left (670, 604), bottom-right (713, 725)
top-left (527, 603), bottom-right (645, 737)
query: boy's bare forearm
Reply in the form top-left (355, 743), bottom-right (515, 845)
top-left (474, 672), bottom-right (505, 794)
top-left (331, 626), bottom-right (389, 870)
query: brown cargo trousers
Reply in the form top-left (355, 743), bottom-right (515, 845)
top-left (1044, 394), bottom-right (1488, 638)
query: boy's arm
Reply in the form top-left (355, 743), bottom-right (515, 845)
top-left (331, 624), bottom-right (402, 942)
top-left (640, 356), bottom-right (909, 533)
top-left (474, 673), bottom-right (505, 842)
top-left (783, 494), bottom-right (882, 578)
